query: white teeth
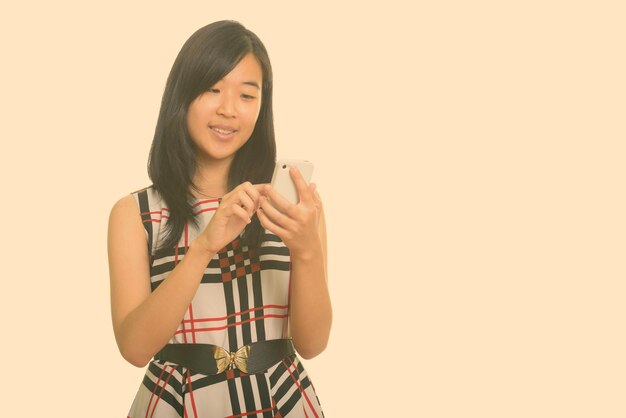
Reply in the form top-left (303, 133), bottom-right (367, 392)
top-left (212, 127), bottom-right (234, 135)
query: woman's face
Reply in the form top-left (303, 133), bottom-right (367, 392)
top-left (186, 53), bottom-right (263, 166)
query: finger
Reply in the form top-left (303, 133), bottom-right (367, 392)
top-left (222, 189), bottom-right (254, 218)
top-left (311, 187), bottom-right (323, 209)
top-left (235, 182), bottom-right (259, 203)
top-left (260, 196), bottom-right (296, 230)
top-left (289, 167), bottom-right (314, 204)
top-left (257, 205), bottom-right (288, 238)
top-left (310, 184), bottom-right (322, 208)
top-left (243, 183), bottom-right (264, 210)
top-left (264, 185), bottom-right (295, 215)
top-left (237, 190), bottom-right (256, 216)
top-left (236, 182), bottom-right (266, 212)
top-left (232, 203), bottom-right (251, 224)
top-left (241, 182), bottom-right (262, 200)
top-left (253, 183), bottom-right (270, 195)
top-left (226, 182), bottom-right (258, 214)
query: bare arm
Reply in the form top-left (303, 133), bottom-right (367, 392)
top-left (108, 183), bottom-right (264, 367)
top-left (257, 168), bottom-right (332, 359)
top-left (288, 206), bottom-right (332, 359)
top-left (108, 195), bottom-right (215, 367)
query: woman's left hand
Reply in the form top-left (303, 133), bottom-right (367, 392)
top-left (257, 167), bottom-right (323, 258)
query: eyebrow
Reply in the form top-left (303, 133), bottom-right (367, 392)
top-left (243, 81), bottom-right (261, 89)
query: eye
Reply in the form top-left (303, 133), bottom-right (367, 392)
top-left (207, 88), bottom-right (220, 94)
top-left (241, 94), bottom-right (256, 100)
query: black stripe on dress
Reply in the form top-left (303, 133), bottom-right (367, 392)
top-left (137, 189), bottom-right (153, 258)
top-left (240, 374), bottom-right (259, 413)
top-left (223, 279), bottom-right (239, 352)
top-left (141, 364), bottom-right (184, 417)
top-left (251, 259), bottom-right (266, 342)
top-left (237, 273), bottom-right (253, 344)
top-left (254, 374), bottom-right (273, 417)
top-left (226, 375), bottom-right (242, 416)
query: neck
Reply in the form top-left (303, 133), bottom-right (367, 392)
top-left (192, 156), bottom-right (233, 198)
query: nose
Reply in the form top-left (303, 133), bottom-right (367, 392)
top-left (217, 92), bottom-right (236, 118)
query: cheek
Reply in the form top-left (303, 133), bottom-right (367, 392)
top-left (244, 104), bottom-right (262, 131)
top-left (186, 106), bottom-right (208, 142)
top-left (186, 112), bottom-right (199, 137)
top-left (187, 96), bottom-right (215, 124)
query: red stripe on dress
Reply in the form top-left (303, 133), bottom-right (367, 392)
top-left (192, 198), bottom-right (220, 208)
top-left (174, 314), bottom-right (288, 335)
top-left (186, 304), bottom-right (197, 342)
top-left (144, 365), bottom-right (167, 418)
top-left (140, 210), bottom-right (163, 216)
top-left (181, 304), bottom-right (289, 324)
top-left (150, 366), bottom-right (175, 418)
top-left (281, 358), bottom-right (319, 418)
top-left (225, 407), bottom-right (274, 417)
top-left (186, 369), bottom-right (199, 418)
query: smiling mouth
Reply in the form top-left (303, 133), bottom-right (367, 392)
top-left (210, 126), bottom-right (237, 135)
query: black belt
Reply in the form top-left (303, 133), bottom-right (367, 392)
top-left (154, 339), bottom-right (295, 375)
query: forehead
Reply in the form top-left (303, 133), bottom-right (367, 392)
top-left (221, 53), bottom-right (262, 86)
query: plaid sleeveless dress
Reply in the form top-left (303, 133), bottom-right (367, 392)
top-left (125, 186), bottom-right (324, 418)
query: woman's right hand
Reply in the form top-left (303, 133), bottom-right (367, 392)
top-left (194, 181), bottom-right (266, 254)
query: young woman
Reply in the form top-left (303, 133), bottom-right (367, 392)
top-left (107, 20), bottom-right (331, 418)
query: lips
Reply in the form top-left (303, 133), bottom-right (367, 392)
top-left (209, 124), bottom-right (238, 140)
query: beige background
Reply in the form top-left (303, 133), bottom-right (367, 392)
top-left (1, 1), bottom-right (624, 416)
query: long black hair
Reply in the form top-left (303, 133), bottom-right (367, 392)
top-left (147, 20), bottom-right (276, 257)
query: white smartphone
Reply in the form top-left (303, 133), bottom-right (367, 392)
top-left (270, 159), bottom-right (314, 204)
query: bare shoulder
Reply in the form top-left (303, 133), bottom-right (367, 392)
top-left (108, 194), bottom-right (145, 236)
top-left (110, 194), bottom-right (140, 221)
top-left (107, 192), bottom-right (149, 264)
